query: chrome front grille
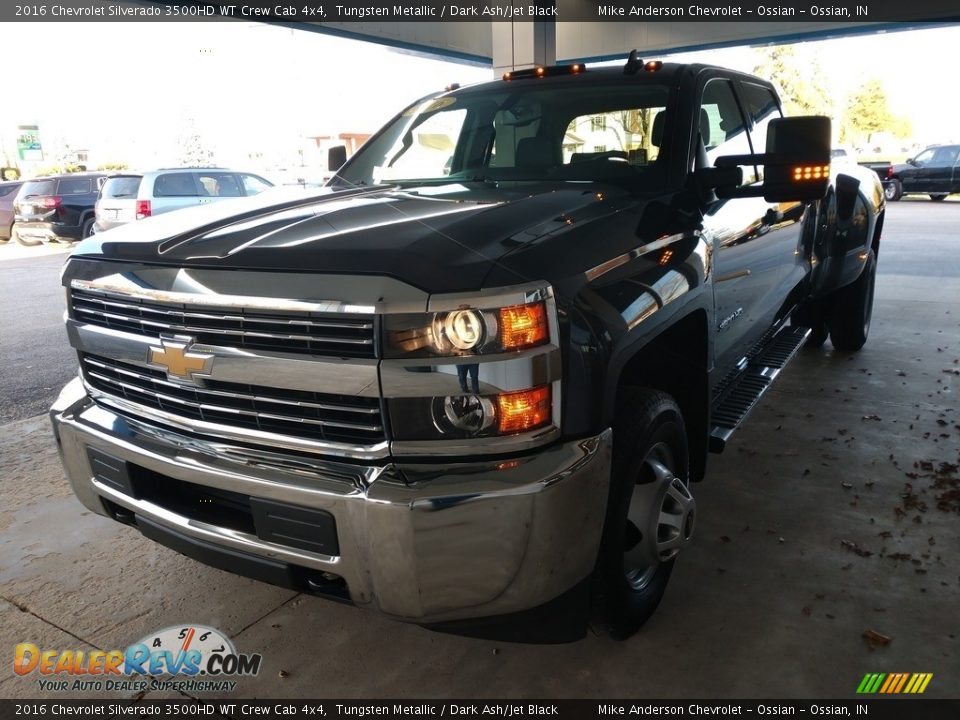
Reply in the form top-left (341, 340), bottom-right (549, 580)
top-left (81, 354), bottom-right (385, 446)
top-left (71, 288), bottom-right (376, 358)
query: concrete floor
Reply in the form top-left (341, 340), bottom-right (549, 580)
top-left (1, 205), bottom-right (957, 699)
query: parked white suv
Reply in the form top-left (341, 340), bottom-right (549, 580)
top-left (94, 168), bottom-right (273, 233)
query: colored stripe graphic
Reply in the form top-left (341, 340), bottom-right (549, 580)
top-left (868, 673), bottom-right (886, 693)
top-left (857, 673), bottom-right (932, 694)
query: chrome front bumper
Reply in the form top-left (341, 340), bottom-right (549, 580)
top-left (51, 378), bottom-right (612, 623)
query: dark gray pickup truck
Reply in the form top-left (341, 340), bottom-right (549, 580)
top-left (50, 57), bottom-right (883, 639)
top-left (864, 144), bottom-right (959, 201)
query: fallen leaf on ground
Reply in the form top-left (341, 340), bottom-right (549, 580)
top-left (862, 629), bottom-right (891, 648)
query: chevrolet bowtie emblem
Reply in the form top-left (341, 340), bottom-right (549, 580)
top-left (148, 336), bottom-right (214, 384)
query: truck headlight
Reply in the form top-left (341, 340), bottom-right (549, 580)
top-left (385, 301), bottom-right (549, 358)
top-left (390, 386), bottom-right (552, 440)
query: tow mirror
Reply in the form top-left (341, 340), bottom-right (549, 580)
top-left (327, 145), bottom-right (347, 172)
top-left (713, 116), bottom-right (831, 202)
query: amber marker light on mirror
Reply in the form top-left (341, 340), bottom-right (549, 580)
top-left (498, 386), bottom-right (551, 434)
top-left (792, 165), bottom-right (829, 181)
top-left (499, 302), bottom-right (548, 350)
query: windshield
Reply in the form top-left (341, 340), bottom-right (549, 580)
top-left (334, 78), bottom-right (675, 190)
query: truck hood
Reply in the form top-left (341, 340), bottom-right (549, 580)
top-left (72, 182), bottom-right (637, 293)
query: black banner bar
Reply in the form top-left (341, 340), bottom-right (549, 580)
top-left (1, 699), bottom-right (960, 720)
top-left (3, 1), bottom-right (960, 23)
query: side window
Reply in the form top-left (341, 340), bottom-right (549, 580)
top-left (913, 149), bottom-right (934, 166)
top-left (241, 174), bottom-right (272, 196)
top-left (154, 173), bottom-right (198, 197)
top-left (57, 177), bottom-right (93, 195)
top-left (698, 79), bottom-right (754, 183)
top-left (739, 83), bottom-right (783, 181)
top-left (197, 172), bottom-right (242, 197)
top-left (930, 147), bottom-right (958, 167)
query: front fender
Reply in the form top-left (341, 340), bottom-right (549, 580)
top-left (808, 166), bottom-right (883, 298)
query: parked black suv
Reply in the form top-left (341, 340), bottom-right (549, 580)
top-left (13, 172), bottom-right (109, 245)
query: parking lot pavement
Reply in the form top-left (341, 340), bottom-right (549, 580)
top-left (0, 240), bottom-right (71, 262)
top-left (1, 210), bottom-right (957, 700)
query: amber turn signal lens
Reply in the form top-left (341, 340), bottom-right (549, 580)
top-left (792, 165), bottom-right (829, 181)
top-left (499, 302), bottom-right (548, 350)
top-left (497, 386), bottom-right (551, 435)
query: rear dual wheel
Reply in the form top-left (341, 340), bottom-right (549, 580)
top-left (828, 250), bottom-right (877, 352)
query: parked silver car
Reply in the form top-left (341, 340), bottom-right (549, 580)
top-left (94, 168), bottom-right (274, 233)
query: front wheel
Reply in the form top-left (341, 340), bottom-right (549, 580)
top-left (929, 193), bottom-right (948, 202)
top-left (829, 250), bottom-right (877, 352)
top-left (593, 389), bottom-right (694, 639)
top-left (883, 181), bottom-right (902, 201)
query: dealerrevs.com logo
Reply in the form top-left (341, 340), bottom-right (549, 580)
top-left (14, 624), bottom-right (262, 693)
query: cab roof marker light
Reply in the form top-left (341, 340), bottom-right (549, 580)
top-left (501, 64), bottom-right (588, 82)
top-left (644, 60), bottom-right (663, 72)
top-left (445, 83), bottom-right (460, 92)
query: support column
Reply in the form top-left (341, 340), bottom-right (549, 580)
top-left (490, 2), bottom-right (557, 76)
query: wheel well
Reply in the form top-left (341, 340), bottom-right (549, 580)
top-left (614, 310), bottom-right (709, 482)
top-left (871, 209), bottom-right (884, 257)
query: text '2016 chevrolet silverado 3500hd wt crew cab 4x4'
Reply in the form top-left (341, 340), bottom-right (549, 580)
top-left (51, 55), bottom-right (883, 639)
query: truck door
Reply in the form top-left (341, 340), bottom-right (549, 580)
top-left (901, 148), bottom-right (932, 193)
top-left (925, 145), bottom-right (959, 194)
top-left (696, 78), bottom-right (792, 383)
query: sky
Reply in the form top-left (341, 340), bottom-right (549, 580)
top-left (2, 21), bottom-right (959, 175)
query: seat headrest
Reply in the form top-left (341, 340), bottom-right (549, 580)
top-left (651, 111), bottom-right (665, 147)
top-left (515, 137), bottom-right (554, 167)
top-left (699, 108), bottom-right (711, 146)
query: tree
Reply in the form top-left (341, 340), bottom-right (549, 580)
top-left (177, 118), bottom-right (214, 166)
top-left (753, 45), bottom-right (832, 117)
top-left (839, 78), bottom-right (911, 144)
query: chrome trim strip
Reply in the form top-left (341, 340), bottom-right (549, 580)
top-left (427, 282), bottom-right (553, 312)
top-left (92, 479), bottom-right (342, 568)
top-left (73, 294), bottom-right (374, 330)
top-left (72, 279), bottom-right (376, 315)
top-left (85, 382), bottom-right (391, 461)
top-left (85, 371), bottom-right (383, 433)
top-left (81, 357), bottom-right (379, 415)
top-left (391, 424), bottom-right (561, 458)
top-left (585, 231), bottom-right (700, 282)
top-left (68, 322), bottom-right (381, 398)
top-left (74, 306), bottom-right (375, 346)
top-left (379, 346), bottom-right (561, 397)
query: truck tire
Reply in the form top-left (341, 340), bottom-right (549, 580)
top-left (883, 181), bottom-right (902, 201)
top-left (791, 299), bottom-right (829, 349)
top-left (593, 388), bottom-right (694, 639)
top-left (828, 250), bottom-right (876, 352)
top-left (81, 218), bottom-right (95, 239)
top-left (929, 193), bottom-right (948, 201)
